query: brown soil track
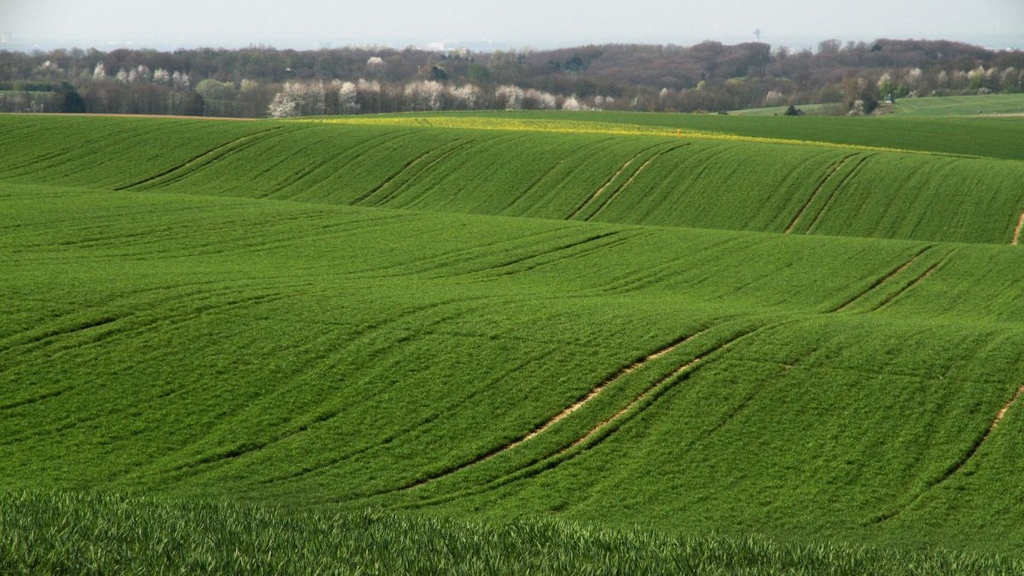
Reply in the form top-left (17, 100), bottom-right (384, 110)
top-left (392, 330), bottom-right (711, 493)
top-left (1013, 210), bottom-right (1024, 246)
top-left (564, 343), bottom-right (721, 450)
top-left (991, 385), bottom-right (1024, 431)
top-left (510, 330), bottom-right (707, 448)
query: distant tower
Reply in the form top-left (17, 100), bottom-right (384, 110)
top-left (0, 32), bottom-right (10, 46)
top-left (754, 29), bottom-right (762, 43)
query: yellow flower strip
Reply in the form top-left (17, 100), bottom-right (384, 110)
top-left (293, 115), bottom-right (972, 158)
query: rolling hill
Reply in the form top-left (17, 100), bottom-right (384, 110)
top-left (2, 111), bottom-right (1024, 572)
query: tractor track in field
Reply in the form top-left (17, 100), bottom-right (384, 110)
top-left (353, 137), bottom-right (480, 207)
top-left (375, 327), bottom-right (760, 502)
top-left (0, 388), bottom-right (68, 412)
top-left (257, 352), bottom-right (548, 487)
top-left (509, 330), bottom-right (709, 449)
top-left (344, 228), bottom-right (574, 280)
top-left (831, 245), bottom-right (936, 313)
top-left (566, 143), bottom-right (666, 220)
top-left (449, 231), bottom-right (625, 279)
top-left (557, 327), bottom-right (758, 454)
top-left (255, 133), bottom-right (346, 198)
top-left (1013, 209), bottom-right (1024, 246)
top-left (475, 231), bottom-right (647, 280)
top-left (502, 158), bottom-right (568, 213)
top-left (349, 148), bottom-right (436, 205)
top-left (154, 298), bottom-right (498, 479)
top-left (785, 154), bottom-right (857, 234)
top-left (869, 383), bottom-right (1024, 525)
top-left (869, 248), bottom-right (957, 312)
top-left (0, 288), bottom-right (291, 364)
top-left (600, 235), bottom-right (748, 295)
top-left (366, 329), bottom-right (713, 496)
top-left (586, 144), bottom-right (689, 221)
top-left (114, 126), bottom-right (288, 191)
top-left (804, 154), bottom-right (874, 234)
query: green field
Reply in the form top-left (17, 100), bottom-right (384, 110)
top-left (2, 112), bottom-right (1024, 572)
top-left (728, 103), bottom-right (839, 116)
top-left (731, 94), bottom-right (1024, 118)
top-left (891, 93), bottom-right (1024, 116)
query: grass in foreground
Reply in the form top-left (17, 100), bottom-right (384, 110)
top-left (1, 491), bottom-right (1020, 576)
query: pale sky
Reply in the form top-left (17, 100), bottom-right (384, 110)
top-left (2, 0), bottom-right (1022, 50)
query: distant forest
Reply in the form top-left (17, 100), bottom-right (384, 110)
top-left (2, 39), bottom-right (1022, 117)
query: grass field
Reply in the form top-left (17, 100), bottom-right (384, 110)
top-left (891, 93), bottom-right (1024, 116)
top-left (730, 93), bottom-right (1024, 118)
top-left (2, 111), bottom-right (1024, 572)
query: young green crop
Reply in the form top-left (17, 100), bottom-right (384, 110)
top-left (4, 491), bottom-right (1020, 576)
top-left (6, 115), bottom-right (1019, 245)
top-left (3, 113), bottom-right (1024, 567)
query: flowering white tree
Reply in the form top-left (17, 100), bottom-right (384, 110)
top-left (495, 85), bottom-right (524, 110)
top-left (172, 71), bottom-right (190, 90)
top-left (309, 79), bottom-right (327, 115)
top-left (405, 80), bottom-right (444, 111)
top-left (356, 78), bottom-right (380, 94)
top-left (561, 95), bottom-right (582, 111)
top-left (152, 68), bottom-right (171, 85)
top-left (448, 84), bottom-right (481, 109)
top-left (267, 92), bottom-right (299, 118)
top-left (337, 81), bottom-right (360, 113)
top-left (366, 56), bottom-right (386, 76)
top-left (952, 70), bottom-right (969, 89)
top-left (968, 66), bottom-right (987, 90)
top-left (906, 67), bottom-right (923, 89)
top-left (524, 88), bottom-right (557, 110)
top-left (92, 62), bottom-right (107, 81)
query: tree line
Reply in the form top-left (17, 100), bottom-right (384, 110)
top-left (1, 39), bottom-right (1021, 117)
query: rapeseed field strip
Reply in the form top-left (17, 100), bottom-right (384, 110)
top-left (312, 115), bottom-right (970, 158)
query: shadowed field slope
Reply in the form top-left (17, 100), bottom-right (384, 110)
top-left (2, 113), bottom-right (1024, 564)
